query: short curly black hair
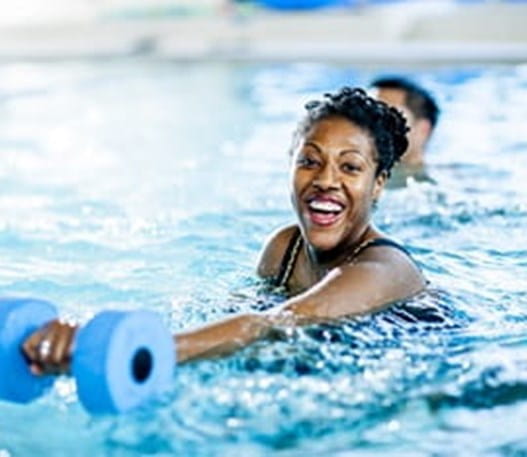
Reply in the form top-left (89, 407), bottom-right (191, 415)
top-left (292, 87), bottom-right (409, 177)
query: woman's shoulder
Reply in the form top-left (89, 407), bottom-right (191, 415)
top-left (354, 236), bottom-right (418, 269)
top-left (349, 235), bottom-right (427, 298)
top-left (256, 224), bottom-right (300, 279)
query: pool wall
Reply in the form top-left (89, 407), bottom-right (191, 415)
top-left (0, 2), bottom-right (526, 63)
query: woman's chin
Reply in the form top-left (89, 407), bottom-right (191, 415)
top-left (304, 231), bottom-right (340, 252)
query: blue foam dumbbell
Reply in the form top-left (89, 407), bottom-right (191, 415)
top-left (0, 298), bottom-right (175, 413)
top-left (0, 297), bottom-right (58, 403)
top-left (73, 310), bottom-right (175, 413)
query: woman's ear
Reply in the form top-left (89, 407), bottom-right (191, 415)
top-left (372, 170), bottom-right (388, 202)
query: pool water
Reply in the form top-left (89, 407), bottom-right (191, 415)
top-left (0, 61), bottom-right (526, 456)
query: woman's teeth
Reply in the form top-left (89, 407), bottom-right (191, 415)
top-left (308, 200), bottom-right (343, 213)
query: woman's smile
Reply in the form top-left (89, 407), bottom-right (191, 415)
top-left (305, 194), bottom-right (346, 227)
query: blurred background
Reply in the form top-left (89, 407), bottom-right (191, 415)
top-left (0, 0), bottom-right (526, 63)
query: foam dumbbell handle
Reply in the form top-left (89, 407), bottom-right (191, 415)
top-left (0, 298), bottom-right (58, 403)
top-left (72, 310), bottom-right (175, 414)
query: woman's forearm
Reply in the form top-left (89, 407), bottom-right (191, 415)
top-left (174, 313), bottom-right (274, 363)
top-left (173, 296), bottom-right (327, 364)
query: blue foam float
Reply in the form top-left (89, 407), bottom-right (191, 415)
top-left (0, 297), bottom-right (58, 403)
top-left (257, 0), bottom-right (347, 10)
top-left (73, 310), bottom-right (175, 414)
top-left (0, 298), bottom-right (175, 414)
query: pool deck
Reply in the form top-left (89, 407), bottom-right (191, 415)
top-left (1, 2), bottom-right (527, 64)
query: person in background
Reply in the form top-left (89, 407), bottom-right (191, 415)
top-left (23, 87), bottom-right (426, 371)
top-left (370, 76), bottom-right (440, 185)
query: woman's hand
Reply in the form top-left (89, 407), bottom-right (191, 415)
top-left (21, 320), bottom-right (78, 376)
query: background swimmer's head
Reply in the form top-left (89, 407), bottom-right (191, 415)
top-left (291, 87), bottom-right (409, 177)
top-left (370, 76), bottom-right (440, 167)
top-left (371, 76), bottom-right (439, 129)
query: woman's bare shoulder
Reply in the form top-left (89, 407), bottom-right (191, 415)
top-left (281, 241), bottom-right (427, 321)
top-left (350, 241), bottom-right (427, 300)
top-left (256, 224), bottom-right (299, 279)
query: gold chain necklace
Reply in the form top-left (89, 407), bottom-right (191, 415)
top-left (344, 237), bottom-right (379, 264)
top-left (279, 232), bottom-right (379, 288)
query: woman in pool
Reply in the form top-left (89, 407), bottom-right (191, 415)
top-left (23, 87), bottom-right (426, 373)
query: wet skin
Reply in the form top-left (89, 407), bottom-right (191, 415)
top-left (290, 115), bottom-right (386, 271)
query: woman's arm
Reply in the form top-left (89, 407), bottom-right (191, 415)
top-left (174, 313), bottom-right (272, 363)
top-left (22, 241), bottom-right (425, 370)
top-left (176, 244), bottom-right (425, 363)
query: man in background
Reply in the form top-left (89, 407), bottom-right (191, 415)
top-left (370, 76), bottom-right (440, 182)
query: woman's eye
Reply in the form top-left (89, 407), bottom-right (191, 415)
top-left (341, 163), bottom-right (361, 173)
top-left (297, 156), bottom-right (320, 168)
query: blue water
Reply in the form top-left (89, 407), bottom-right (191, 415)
top-left (0, 61), bottom-right (526, 456)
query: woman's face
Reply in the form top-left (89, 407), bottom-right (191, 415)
top-left (290, 115), bottom-right (386, 252)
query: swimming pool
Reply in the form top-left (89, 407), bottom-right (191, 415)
top-left (0, 60), bottom-right (526, 456)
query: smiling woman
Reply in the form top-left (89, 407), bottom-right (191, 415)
top-left (22, 86), bottom-right (426, 371)
top-left (255, 87), bottom-right (424, 310)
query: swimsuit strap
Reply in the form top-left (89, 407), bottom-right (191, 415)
top-left (275, 233), bottom-right (413, 288)
top-left (275, 227), bottom-right (303, 288)
top-left (346, 237), bottom-right (413, 263)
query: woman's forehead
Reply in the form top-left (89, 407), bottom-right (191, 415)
top-left (304, 117), bottom-right (374, 147)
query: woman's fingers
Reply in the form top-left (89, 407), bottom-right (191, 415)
top-left (21, 320), bottom-right (78, 376)
top-left (21, 323), bottom-right (49, 370)
top-left (54, 322), bottom-right (76, 374)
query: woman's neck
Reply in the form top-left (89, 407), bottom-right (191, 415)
top-left (305, 225), bottom-right (377, 276)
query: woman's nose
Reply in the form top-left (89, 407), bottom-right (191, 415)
top-left (313, 162), bottom-right (340, 190)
